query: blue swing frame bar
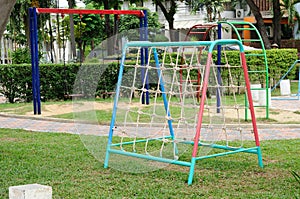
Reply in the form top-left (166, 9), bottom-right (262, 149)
top-left (29, 7), bottom-right (148, 114)
top-left (271, 59), bottom-right (300, 100)
top-left (104, 39), bottom-right (263, 185)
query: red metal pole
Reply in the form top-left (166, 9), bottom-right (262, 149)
top-left (240, 52), bottom-right (261, 146)
top-left (191, 52), bottom-right (213, 157)
top-left (36, 8), bottom-right (144, 17)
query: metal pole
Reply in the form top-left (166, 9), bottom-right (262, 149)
top-left (29, 7), bottom-right (41, 114)
top-left (144, 10), bottom-right (149, 105)
top-left (216, 23), bottom-right (222, 113)
top-left (139, 16), bottom-right (145, 104)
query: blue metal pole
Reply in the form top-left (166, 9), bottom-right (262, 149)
top-left (143, 10), bottom-right (150, 105)
top-left (29, 7), bottom-right (41, 114)
top-left (29, 8), bottom-right (37, 114)
top-left (216, 23), bottom-right (222, 113)
top-left (139, 15), bottom-right (145, 104)
top-left (153, 48), bottom-right (175, 139)
top-left (271, 60), bottom-right (300, 92)
top-left (34, 9), bottom-right (41, 114)
top-left (104, 44), bottom-right (128, 168)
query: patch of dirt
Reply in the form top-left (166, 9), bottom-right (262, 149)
top-left (21, 99), bottom-right (300, 124)
top-left (25, 101), bottom-right (114, 117)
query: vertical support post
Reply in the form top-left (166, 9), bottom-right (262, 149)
top-left (153, 48), bottom-right (175, 139)
top-left (140, 10), bottom-right (149, 104)
top-left (139, 14), bottom-right (145, 104)
top-left (29, 7), bottom-right (41, 114)
top-left (144, 10), bottom-right (149, 105)
top-left (240, 50), bottom-right (263, 167)
top-left (216, 23), bottom-right (222, 113)
top-left (189, 51), bottom-right (214, 185)
top-left (298, 64), bottom-right (300, 100)
top-left (104, 44), bottom-right (128, 169)
top-left (265, 52), bottom-right (269, 119)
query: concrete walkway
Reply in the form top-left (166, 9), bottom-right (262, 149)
top-left (0, 114), bottom-right (299, 141)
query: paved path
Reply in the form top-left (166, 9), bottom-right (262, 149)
top-left (0, 114), bottom-right (299, 141)
top-left (271, 98), bottom-right (300, 111)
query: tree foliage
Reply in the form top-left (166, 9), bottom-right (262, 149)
top-left (118, 7), bottom-right (162, 40)
top-left (186, 0), bottom-right (225, 22)
top-left (281, 0), bottom-right (300, 30)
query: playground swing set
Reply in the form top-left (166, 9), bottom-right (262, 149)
top-left (29, 7), bottom-right (148, 115)
top-left (30, 7), bottom-right (269, 185)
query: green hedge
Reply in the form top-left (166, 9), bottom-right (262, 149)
top-left (265, 49), bottom-right (298, 86)
top-left (0, 49), bottom-right (298, 103)
top-left (0, 62), bottom-right (120, 103)
top-left (212, 48), bottom-right (298, 87)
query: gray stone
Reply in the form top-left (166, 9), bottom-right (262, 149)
top-left (9, 184), bottom-right (52, 199)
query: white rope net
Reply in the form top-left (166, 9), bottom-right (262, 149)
top-left (109, 44), bottom-right (251, 172)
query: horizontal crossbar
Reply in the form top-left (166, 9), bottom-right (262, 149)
top-left (36, 8), bottom-right (144, 17)
top-left (108, 149), bottom-right (192, 167)
top-left (108, 146), bottom-right (260, 166)
top-left (195, 147), bottom-right (260, 161)
top-left (110, 136), bottom-right (173, 147)
top-left (126, 39), bottom-right (246, 53)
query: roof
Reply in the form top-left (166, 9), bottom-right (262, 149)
top-left (173, 20), bottom-right (205, 29)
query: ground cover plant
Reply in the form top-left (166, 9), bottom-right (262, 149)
top-left (0, 128), bottom-right (299, 198)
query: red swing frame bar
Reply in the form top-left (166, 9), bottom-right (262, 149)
top-left (36, 8), bottom-right (145, 17)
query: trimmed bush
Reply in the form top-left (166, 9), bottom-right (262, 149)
top-left (0, 62), bottom-right (120, 102)
top-left (0, 48), bottom-right (298, 102)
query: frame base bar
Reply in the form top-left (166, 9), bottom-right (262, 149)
top-left (110, 136), bottom-right (173, 147)
top-left (108, 149), bottom-right (192, 167)
top-left (195, 147), bottom-right (260, 161)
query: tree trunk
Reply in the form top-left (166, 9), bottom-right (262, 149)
top-left (56, 13), bottom-right (61, 62)
top-left (23, 11), bottom-right (31, 48)
top-left (245, 0), bottom-right (271, 49)
top-left (0, 0), bottom-right (17, 39)
top-left (272, 0), bottom-right (281, 47)
top-left (104, 0), bottom-right (111, 38)
top-left (68, 0), bottom-right (77, 59)
top-left (113, 4), bottom-right (119, 36)
top-left (113, 3), bottom-right (119, 54)
top-left (155, 0), bottom-right (177, 41)
top-left (82, 40), bottom-right (86, 63)
top-left (49, 20), bottom-right (54, 63)
top-left (104, 0), bottom-right (113, 55)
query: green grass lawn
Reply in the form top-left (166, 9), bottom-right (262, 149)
top-left (0, 128), bottom-right (299, 198)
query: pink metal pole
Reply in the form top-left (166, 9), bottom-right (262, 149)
top-left (240, 52), bottom-right (260, 146)
top-left (191, 53), bottom-right (213, 157)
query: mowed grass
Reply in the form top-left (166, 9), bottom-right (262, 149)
top-left (0, 128), bottom-right (299, 198)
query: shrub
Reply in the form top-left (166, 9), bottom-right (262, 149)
top-left (11, 48), bottom-right (31, 64)
top-left (0, 62), bottom-right (120, 102)
top-left (0, 48), bottom-right (298, 102)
